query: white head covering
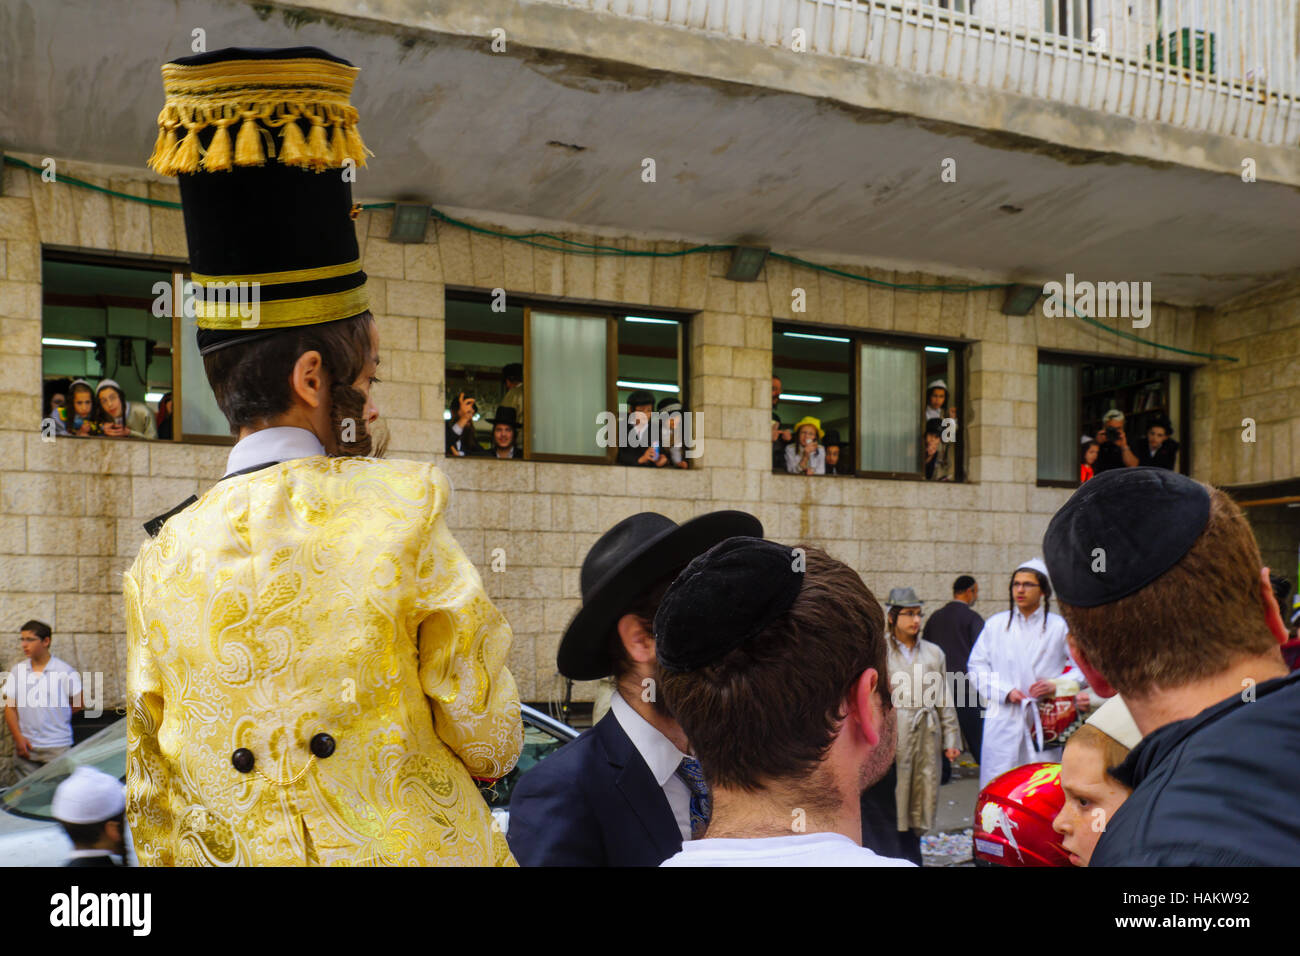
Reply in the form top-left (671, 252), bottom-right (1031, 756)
top-left (52, 766), bottom-right (125, 825)
top-left (927, 378), bottom-right (948, 391)
top-left (1014, 557), bottom-right (1050, 588)
top-left (1084, 695), bottom-right (1142, 750)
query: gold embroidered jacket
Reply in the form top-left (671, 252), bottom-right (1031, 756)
top-left (124, 457), bottom-right (521, 866)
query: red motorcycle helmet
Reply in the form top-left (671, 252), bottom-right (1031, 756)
top-left (972, 762), bottom-right (1070, 867)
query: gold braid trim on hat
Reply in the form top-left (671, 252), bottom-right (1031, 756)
top-left (193, 284), bottom-right (369, 330)
top-left (149, 57), bottom-right (373, 175)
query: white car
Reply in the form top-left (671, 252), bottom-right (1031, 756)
top-left (0, 704), bottom-right (577, 865)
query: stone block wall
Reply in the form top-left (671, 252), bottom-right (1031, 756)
top-left (0, 153), bottom-right (1283, 783)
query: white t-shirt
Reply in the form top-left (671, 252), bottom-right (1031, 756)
top-left (660, 832), bottom-right (917, 867)
top-left (2, 657), bottom-right (82, 748)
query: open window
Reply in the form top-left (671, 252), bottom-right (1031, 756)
top-left (445, 291), bottom-right (685, 464)
top-left (1038, 353), bottom-right (1189, 485)
top-left (773, 325), bottom-right (964, 480)
top-left (41, 251), bottom-right (182, 442)
top-left (772, 327), bottom-right (852, 475)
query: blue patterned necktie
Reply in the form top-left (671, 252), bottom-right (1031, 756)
top-left (675, 756), bottom-right (712, 839)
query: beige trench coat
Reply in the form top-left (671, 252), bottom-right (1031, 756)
top-left (888, 635), bottom-right (961, 834)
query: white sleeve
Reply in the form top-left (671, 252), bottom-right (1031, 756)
top-left (968, 624), bottom-right (1013, 703)
top-left (67, 666), bottom-right (83, 699)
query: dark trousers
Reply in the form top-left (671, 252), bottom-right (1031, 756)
top-left (957, 701), bottom-right (984, 765)
top-left (860, 763), bottom-right (923, 865)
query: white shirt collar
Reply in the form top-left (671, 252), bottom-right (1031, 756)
top-left (1014, 603), bottom-right (1046, 627)
top-left (225, 426), bottom-right (325, 477)
top-left (610, 689), bottom-right (690, 787)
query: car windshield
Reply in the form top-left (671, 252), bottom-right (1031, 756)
top-left (1, 718), bottom-right (126, 821)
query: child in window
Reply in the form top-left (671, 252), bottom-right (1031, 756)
top-left (94, 379), bottom-right (157, 439)
top-left (656, 397), bottom-right (689, 469)
top-left (67, 380), bottom-right (99, 437)
top-left (784, 417), bottom-right (825, 475)
top-left (1080, 440), bottom-right (1099, 482)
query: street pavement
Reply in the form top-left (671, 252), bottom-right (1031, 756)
top-left (923, 751), bottom-right (981, 867)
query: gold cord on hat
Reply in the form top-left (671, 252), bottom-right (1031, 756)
top-left (149, 57), bottom-right (373, 175)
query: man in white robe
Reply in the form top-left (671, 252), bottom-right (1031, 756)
top-left (968, 558), bottom-right (1084, 788)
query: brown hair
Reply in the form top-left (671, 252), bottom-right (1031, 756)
top-left (20, 620), bottom-right (52, 642)
top-left (608, 571), bottom-right (681, 683)
top-left (660, 546), bottom-right (889, 792)
top-left (1058, 486), bottom-right (1276, 696)
top-left (201, 312), bottom-right (384, 457)
top-left (1067, 724), bottom-right (1131, 783)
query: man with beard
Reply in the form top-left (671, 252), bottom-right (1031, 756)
top-left (507, 511), bottom-right (763, 866)
top-left (655, 539), bottom-right (913, 866)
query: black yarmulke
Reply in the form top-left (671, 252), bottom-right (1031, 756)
top-left (654, 536), bottom-right (804, 672)
top-left (1043, 467), bottom-right (1211, 609)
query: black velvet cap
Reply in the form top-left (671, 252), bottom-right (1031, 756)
top-left (654, 536), bottom-right (804, 672)
top-left (1042, 467), bottom-right (1211, 608)
top-left (149, 47), bottom-right (371, 355)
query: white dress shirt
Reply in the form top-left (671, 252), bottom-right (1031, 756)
top-left (610, 690), bottom-right (694, 842)
top-left (224, 426), bottom-right (326, 477)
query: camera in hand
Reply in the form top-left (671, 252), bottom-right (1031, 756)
top-left (1104, 425), bottom-right (1120, 442)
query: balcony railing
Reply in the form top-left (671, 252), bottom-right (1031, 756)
top-left (541, 0), bottom-right (1300, 146)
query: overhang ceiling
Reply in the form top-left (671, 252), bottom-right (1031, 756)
top-left (3, 0), bottom-right (1298, 307)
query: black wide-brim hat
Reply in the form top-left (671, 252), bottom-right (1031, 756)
top-left (148, 47), bottom-right (373, 355)
top-left (557, 510), bottom-right (763, 681)
top-left (487, 406), bottom-right (519, 428)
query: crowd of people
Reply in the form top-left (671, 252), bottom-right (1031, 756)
top-left (1080, 409), bottom-right (1179, 481)
top-left (773, 376), bottom-right (955, 478)
top-left (44, 379), bottom-right (170, 440)
top-left (446, 364), bottom-right (692, 468)
top-left (13, 44), bottom-right (1298, 871)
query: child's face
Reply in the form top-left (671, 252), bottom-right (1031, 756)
top-left (631, 405), bottom-right (651, 428)
top-left (797, 425), bottom-right (817, 446)
top-left (1084, 444), bottom-right (1098, 465)
top-left (826, 445), bottom-right (840, 466)
top-left (73, 391), bottom-right (92, 417)
top-left (99, 389), bottom-right (122, 418)
top-left (925, 433), bottom-right (941, 455)
top-left (1053, 740), bottom-right (1132, 866)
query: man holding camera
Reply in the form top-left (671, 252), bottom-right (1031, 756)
top-left (1093, 409), bottom-right (1139, 474)
top-left (446, 391), bottom-right (483, 456)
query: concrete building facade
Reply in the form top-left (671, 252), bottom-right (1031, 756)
top-left (1, 0), bottom-right (1298, 783)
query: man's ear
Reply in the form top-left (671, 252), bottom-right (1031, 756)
top-left (1068, 633), bottom-right (1116, 698)
top-left (616, 613), bottom-right (656, 665)
top-left (1260, 567), bottom-right (1289, 645)
top-left (290, 349), bottom-right (327, 410)
top-left (849, 668), bottom-right (882, 749)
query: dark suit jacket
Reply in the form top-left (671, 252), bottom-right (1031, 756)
top-left (922, 600), bottom-right (984, 674)
top-left (507, 711), bottom-right (682, 866)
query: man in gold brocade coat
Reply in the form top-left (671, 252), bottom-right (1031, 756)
top-left (125, 46), bottom-right (521, 865)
